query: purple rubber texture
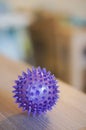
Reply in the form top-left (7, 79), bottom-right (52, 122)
top-left (12, 66), bottom-right (59, 116)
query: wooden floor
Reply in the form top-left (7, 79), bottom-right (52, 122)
top-left (0, 55), bottom-right (86, 130)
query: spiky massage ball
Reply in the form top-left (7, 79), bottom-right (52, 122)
top-left (13, 67), bottom-right (59, 115)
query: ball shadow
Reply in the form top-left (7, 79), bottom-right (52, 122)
top-left (0, 112), bottom-right (49, 130)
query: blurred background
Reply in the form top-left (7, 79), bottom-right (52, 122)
top-left (0, 0), bottom-right (86, 92)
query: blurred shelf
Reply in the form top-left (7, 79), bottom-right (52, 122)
top-left (0, 13), bottom-right (33, 28)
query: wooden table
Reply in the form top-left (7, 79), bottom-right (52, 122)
top-left (0, 55), bottom-right (86, 130)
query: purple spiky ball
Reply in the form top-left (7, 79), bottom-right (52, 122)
top-left (13, 67), bottom-right (59, 115)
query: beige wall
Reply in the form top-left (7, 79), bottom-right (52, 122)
top-left (8, 0), bottom-right (86, 18)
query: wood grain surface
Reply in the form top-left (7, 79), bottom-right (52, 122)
top-left (0, 55), bottom-right (86, 130)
